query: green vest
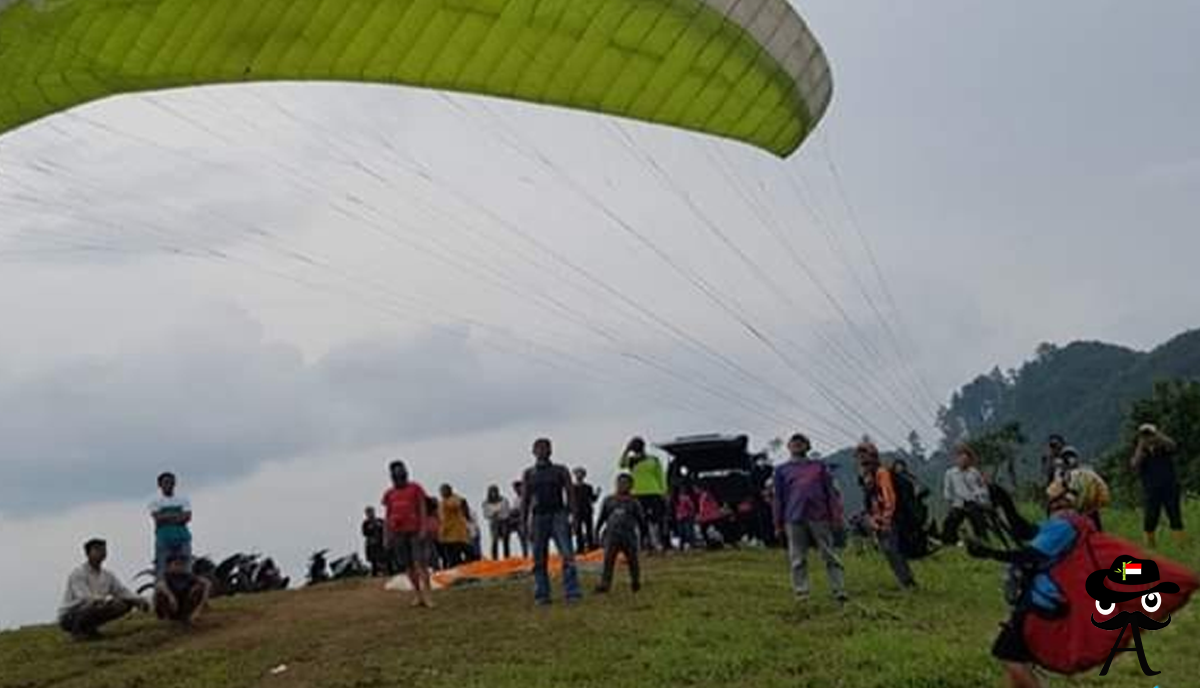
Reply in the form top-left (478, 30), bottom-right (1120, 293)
top-left (621, 454), bottom-right (666, 496)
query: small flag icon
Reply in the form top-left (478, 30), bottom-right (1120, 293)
top-left (1114, 561), bottom-right (1144, 580)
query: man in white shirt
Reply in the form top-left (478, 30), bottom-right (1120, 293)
top-left (942, 445), bottom-right (992, 545)
top-left (149, 472), bottom-right (193, 577)
top-left (59, 539), bottom-right (149, 639)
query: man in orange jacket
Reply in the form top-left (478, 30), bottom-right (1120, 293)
top-left (857, 442), bottom-right (917, 590)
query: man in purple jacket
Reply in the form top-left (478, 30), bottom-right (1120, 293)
top-left (773, 433), bottom-right (847, 604)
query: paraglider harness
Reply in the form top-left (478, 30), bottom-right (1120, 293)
top-left (975, 499), bottom-right (1103, 673)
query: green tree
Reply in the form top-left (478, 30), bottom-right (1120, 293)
top-left (964, 422), bottom-right (1027, 492)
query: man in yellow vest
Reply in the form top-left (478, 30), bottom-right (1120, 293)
top-left (619, 437), bottom-right (669, 552)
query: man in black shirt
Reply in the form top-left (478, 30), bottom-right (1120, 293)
top-left (521, 438), bottom-right (582, 605)
top-left (154, 555), bottom-right (211, 625)
top-left (361, 507), bottom-right (387, 576)
top-left (1131, 423), bottom-right (1185, 547)
top-left (571, 467), bottom-right (599, 553)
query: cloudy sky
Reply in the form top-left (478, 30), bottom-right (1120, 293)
top-left (2, 0), bottom-right (1198, 628)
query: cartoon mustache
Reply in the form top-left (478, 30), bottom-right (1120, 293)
top-left (1091, 611), bottom-right (1172, 631)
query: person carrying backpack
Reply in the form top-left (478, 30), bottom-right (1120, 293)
top-left (857, 442), bottom-right (917, 590)
top-left (774, 433), bottom-right (847, 604)
top-left (967, 472), bottom-right (1198, 685)
top-left (966, 475), bottom-right (1085, 688)
top-left (891, 458), bottom-right (934, 558)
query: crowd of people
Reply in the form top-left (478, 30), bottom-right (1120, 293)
top-left (360, 435), bottom-right (788, 595)
top-left (368, 436), bottom-right (671, 606)
top-left (57, 422), bottom-right (1189, 688)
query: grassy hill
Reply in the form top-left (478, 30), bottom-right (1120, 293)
top-left (4, 504), bottom-right (1198, 688)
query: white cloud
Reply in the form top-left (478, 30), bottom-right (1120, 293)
top-left (0, 308), bottom-right (580, 517)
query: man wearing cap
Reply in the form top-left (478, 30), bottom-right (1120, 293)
top-left (1088, 554), bottom-right (1182, 676)
top-left (1131, 423), bottom-right (1185, 547)
top-left (774, 433), bottom-right (847, 604)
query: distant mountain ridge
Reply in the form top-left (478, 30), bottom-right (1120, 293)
top-left (782, 330), bottom-right (1200, 514)
top-left (937, 328), bottom-right (1200, 472)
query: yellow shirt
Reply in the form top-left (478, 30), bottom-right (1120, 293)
top-left (439, 495), bottom-right (471, 544)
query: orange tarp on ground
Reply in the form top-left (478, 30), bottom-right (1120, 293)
top-left (430, 550), bottom-right (606, 588)
top-left (385, 550), bottom-right (611, 591)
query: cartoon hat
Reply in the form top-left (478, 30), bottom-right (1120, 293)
top-left (1086, 555), bottom-right (1181, 604)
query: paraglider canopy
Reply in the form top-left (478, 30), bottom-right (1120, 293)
top-left (0, 0), bottom-right (832, 156)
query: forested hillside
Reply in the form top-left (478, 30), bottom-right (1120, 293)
top-left (935, 329), bottom-right (1200, 476)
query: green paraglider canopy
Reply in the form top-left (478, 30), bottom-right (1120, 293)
top-left (0, 0), bottom-right (831, 156)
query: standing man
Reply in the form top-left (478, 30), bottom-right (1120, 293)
top-left (59, 539), bottom-right (149, 640)
top-left (857, 442), bottom-right (917, 591)
top-left (1131, 423), bottom-right (1185, 547)
top-left (942, 445), bottom-right (992, 545)
top-left (522, 438), bottom-right (582, 605)
top-left (149, 472), bottom-right (192, 577)
top-left (571, 467), bottom-right (599, 552)
top-left (594, 472), bottom-right (646, 594)
top-left (1042, 434), bottom-right (1067, 487)
top-left (361, 507), bottom-right (387, 576)
top-left (773, 433), bottom-right (847, 605)
top-left (382, 460), bottom-right (434, 608)
top-left (619, 437), bottom-right (669, 551)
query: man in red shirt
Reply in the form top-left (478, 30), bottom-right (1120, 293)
top-left (382, 460), bottom-right (433, 608)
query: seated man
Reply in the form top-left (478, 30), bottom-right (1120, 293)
top-left (59, 538), bottom-right (149, 640)
top-left (154, 554), bottom-right (212, 625)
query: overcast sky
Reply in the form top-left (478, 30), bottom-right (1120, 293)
top-left (2, 0), bottom-right (1198, 628)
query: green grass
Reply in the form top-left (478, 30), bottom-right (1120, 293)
top-left (3, 504), bottom-right (1197, 688)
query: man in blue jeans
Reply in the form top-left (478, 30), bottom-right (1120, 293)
top-left (521, 437), bottom-right (582, 605)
